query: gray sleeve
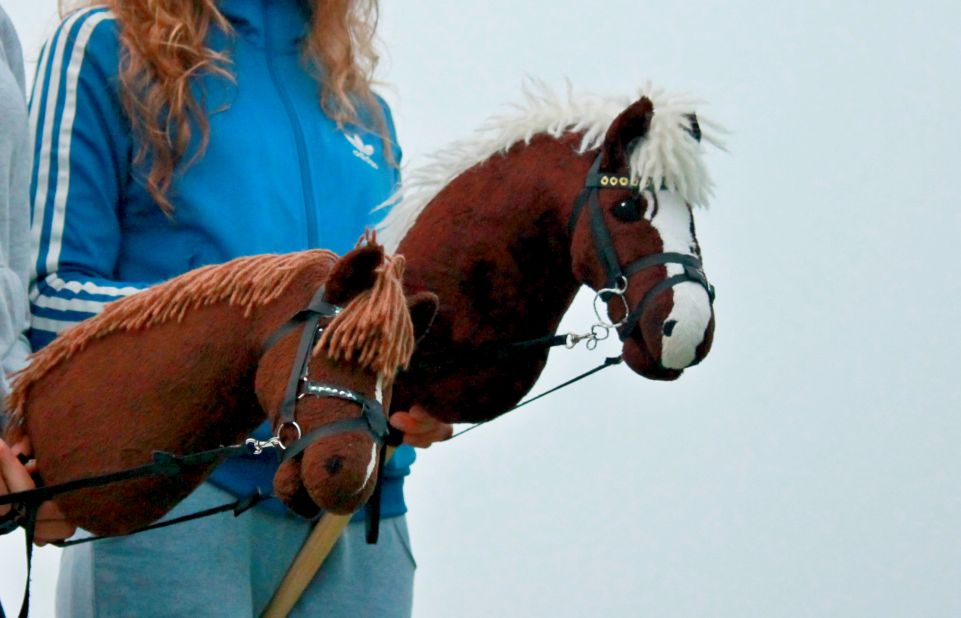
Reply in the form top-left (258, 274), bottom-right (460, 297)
top-left (0, 6), bottom-right (25, 96)
top-left (0, 4), bottom-right (30, 403)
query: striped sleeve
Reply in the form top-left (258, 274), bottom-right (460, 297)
top-left (27, 7), bottom-right (147, 349)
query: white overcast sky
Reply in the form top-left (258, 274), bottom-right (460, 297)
top-left (3, 1), bottom-right (960, 617)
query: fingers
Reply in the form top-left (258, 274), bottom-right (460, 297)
top-left (0, 439), bottom-right (35, 517)
top-left (389, 405), bottom-right (453, 448)
top-left (34, 501), bottom-right (77, 545)
top-left (1, 440), bottom-right (75, 544)
top-left (11, 436), bottom-right (32, 460)
top-left (0, 439), bottom-right (37, 493)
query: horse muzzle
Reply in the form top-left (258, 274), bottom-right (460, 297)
top-left (620, 279), bottom-right (715, 379)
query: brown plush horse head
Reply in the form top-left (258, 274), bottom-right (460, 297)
top-left (5, 239), bottom-right (437, 535)
top-left (569, 95), bottom-right (718, 378)
top-left (379, 83), bottom-right (724, 424)
top-left (261, 245), bottom-right (438, 519)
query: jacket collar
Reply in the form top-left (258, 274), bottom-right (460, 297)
top-left (217, 0), bottom-right (311, 49)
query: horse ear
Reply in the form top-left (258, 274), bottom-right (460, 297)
top-left (407, 291), bottom-right (439, 342)
top-left (599, 96), bottom-right (654, 172)
top-left (324, 243), bottom-right (385, 304)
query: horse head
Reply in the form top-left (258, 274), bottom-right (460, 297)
top-left (569, 94), bottom-right (718, 380)
top-left (255, 242), bottom-right (437, 517)
top-left (378, 83), bottom-right (723, 423)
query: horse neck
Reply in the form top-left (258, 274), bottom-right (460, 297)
top-left (398, 134), bottom-right (592, 345)
top-left (392, 136), bottom-right (595, 422)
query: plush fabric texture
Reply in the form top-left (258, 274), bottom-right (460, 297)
top-left (5, 243), bottom-right (436, 535)
top-left (381, 84), bottom-right (722, 423)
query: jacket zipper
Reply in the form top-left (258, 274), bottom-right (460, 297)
top-left (262, 1), bottom-right (318, 248)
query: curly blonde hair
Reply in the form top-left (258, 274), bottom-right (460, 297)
top-left (62, 0), bottom-right (386, 214)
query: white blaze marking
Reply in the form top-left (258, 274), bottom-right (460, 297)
top-left (356, 443), bottom-right (378, 494)
top-left (355, 375), bottom-right (386, 494)
top-left (650, 192), bottom-right (712, 369)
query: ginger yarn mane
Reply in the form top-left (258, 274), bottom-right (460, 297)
top-left (6, 240), bottom-right (418, 441)
top-left (5, 250), bottom-right (338, 437)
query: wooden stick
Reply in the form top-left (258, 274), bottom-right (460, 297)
top-left (261, 447), bottom-right (395, 618)
top-left (261, 511), bottom-right (351, 618)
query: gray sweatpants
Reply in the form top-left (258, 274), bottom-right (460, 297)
top-left (56, 483), bottom-right (415, 617)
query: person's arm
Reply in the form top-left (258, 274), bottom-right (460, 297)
top-left (0, 6), bottom-right (31, 398)
top-left (28, 8), bottom-right (148, 350)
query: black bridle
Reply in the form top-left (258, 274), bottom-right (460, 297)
top-left (259, 284), bottom-right (390, 543)
top-left (260, 285), bottom-right (389, 460)
top-left (0, 286), bottom-right (393, 617)
top-left (567, 153), bottom-right (716, 342)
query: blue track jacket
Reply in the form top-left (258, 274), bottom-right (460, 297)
top-left (28, 0), bottom-right (415, 518)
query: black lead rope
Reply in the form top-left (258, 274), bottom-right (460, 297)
top-left (0, 352), bottom-right (619, 617)
top-left (0, 442), bottom-right (253, 618)
top-left (450, 355), bottom-right (623, 441)
top-left (407, 333), bottom-right (569, 374)
top-left (4, 492), bottom-right (267, 618)
top-left (18, 504), bottom-right (38, 618)
top-left (0, 444), bottom-right (250, 511)
top-left (52, 491), bottom-right (267, 548)
top-left (0, 288), bottom-right (618, 615)
top-left (10, 491), bottom-right (266, 618)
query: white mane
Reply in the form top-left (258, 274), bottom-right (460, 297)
top-left (377, 81), bottom-right (726, 251)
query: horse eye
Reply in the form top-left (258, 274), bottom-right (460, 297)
top-left (612, 196), bottom-right (644, 222)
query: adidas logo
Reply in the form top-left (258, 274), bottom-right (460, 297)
top-left (345, 133), bottom-right (379, 170)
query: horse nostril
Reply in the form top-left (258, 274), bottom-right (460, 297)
top-left (663, 320), bottom-right (678, 336)
top-left (325, 456), bottom-right (344, 475)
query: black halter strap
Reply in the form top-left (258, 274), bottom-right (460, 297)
top-left (261, 285), bottom-right (389, 543)
top-left (0, 288), bottom-right (396, 617)
top-left (263, 285), bottom-right (389, 451)
top-left (0, 442), bottom-right (256, 618)
top-left (568, 153), bottom-right (716, 342)
top-left (280, 384), bottom-right (387, 461)
top-left (569, 156), bottom-right (627, 290)
top-left (272, 286), bottom-right (343, 430)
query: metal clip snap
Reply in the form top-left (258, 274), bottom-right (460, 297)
top-left (246, 421), bottom-right (303, 455)
top-left (564, 323), bottom-right (612, 351)
top-left (565, 332), bottom-right (589, 349)
top-left (245, 436), bottom-right (285, 455)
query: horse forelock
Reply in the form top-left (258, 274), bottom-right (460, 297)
top-left (376, 80), bottom-right (727, 251)
top-left (5, 250), bottom-right (339, 431)
top-left (315, 253), bottom-right (415, 376)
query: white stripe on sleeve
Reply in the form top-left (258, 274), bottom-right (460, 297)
top-left (45, 11), bottom-right (114, 274)
top-left (30, 7), bottom-right (105, 265)
top-left (31, 294), bottom-right (109, 315)
top-left (29, 316), bottom-right (82, 336)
